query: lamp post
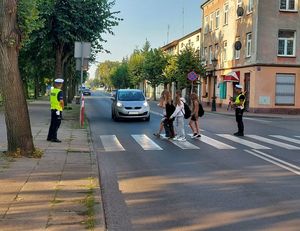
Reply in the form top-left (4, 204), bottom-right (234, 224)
top-left (211, 57), bottom-right (218, 111)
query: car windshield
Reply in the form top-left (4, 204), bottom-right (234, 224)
top-left (118, 91), bottom-right (145, 101)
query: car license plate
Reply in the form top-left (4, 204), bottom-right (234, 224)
top-left (128, 111), bottom-right (138, 115)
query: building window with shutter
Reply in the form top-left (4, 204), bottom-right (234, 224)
top-left (223, 41), bottom-right (228, 61)
top-left (247, 0), bottom-right (254, 13)
top-left (278, 30), bottom-right (296, 56)
top-left (215, 10), bottom-right (220, 29)
top-left (280, 0), bottom-right (297, 11)
top-left (224, 3), bottom-right (229, 25)
top-left (246, 33), bottom-right (252, 57)
top-left (204, 16), bottom-right (209, 33)
top-left (209, 46), bottom-right (213, 64)
top-left (235, 37), bottom-right (241, 59)
top-left (275, 74), bottom-right (295, 105)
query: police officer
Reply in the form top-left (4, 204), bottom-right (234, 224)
top-left (233, 84), bottom-right (246, 136)
top-left (47, 78), bottom-right (64, 142)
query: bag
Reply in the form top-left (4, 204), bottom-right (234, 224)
top-left (182, 101), bottom-right (191, 119)
top-left (163, 119), bottom-right (174, 138)
top-left (198, 103), bottom-right (204, 117)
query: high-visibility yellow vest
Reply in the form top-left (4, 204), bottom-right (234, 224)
top-left (235, 93), bottom-right (245, 109)
top-left (50, 88), bottom-right (63, 111)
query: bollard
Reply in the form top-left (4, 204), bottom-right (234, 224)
top-left (80, 95), bottom-right (85, 127)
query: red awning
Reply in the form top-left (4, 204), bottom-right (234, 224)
top-left (223, 71), bottom-right (240, 82)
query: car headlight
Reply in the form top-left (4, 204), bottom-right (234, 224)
top-left (143, 101), bottom-right (148, 107)
top-left (116, 102), bottom-right (123, 107)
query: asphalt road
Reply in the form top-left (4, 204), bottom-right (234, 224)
top-left (86, 90), bottom-right (300, 231)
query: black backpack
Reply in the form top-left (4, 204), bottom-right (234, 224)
top-left (181, 101), bottom-right (191, 119)
top-left (198, 103), bottom-right (204, 117)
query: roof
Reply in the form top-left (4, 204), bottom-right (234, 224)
top-left (201, 0), bottom-right (213, 9)
top-left (178, 28), bottom-right (201, 42)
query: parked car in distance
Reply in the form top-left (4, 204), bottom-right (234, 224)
top-left (111, 89), bottom-right (117, 97)
top-left (111, 89), bottom-right (150, 121)
top-left (82, 88), bottom-right (91, 96)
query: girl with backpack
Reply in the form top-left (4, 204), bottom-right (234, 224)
top-left (169, 90), bottom-right (186, 141)
top-left (189, 92), bottom-right (201, 138)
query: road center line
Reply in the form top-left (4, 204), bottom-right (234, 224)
top-left (244, 149), bottom-right (300, 176)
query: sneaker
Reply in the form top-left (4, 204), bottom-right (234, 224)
top-left (177, 137), bottom-right (186, 142)
top-left (234, 132), bottom-right (244, 136)
top-left (173, 136), bottom-right (179, 141)
top-left (191, 133), bottom-right (198, 138)
top-left (153, 133), bottom-right (161, 137)
top-left (196, 134), bottom-right (201, 138)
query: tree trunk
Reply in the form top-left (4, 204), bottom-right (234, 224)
top-left (55, 45), bottom-right (63, 78)
top-left (152, 84), bottom-right (156, 101)
top-left (0, 0), bottom-right (34, 156)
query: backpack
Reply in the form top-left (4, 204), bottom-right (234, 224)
top-left (181, 101), bottom-right (191, 119)
top-left (198, 103), bottom-right (204, 117)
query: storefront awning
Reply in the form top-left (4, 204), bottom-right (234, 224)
top-left (223, 71), bottom-right (240, 82)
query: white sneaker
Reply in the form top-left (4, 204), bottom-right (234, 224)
top-left (173, 136), bottom-right (179, 141)
top-left (191, 134), bottom-right (198, 138)
top-left (177, 137), bottom-right (186, 142)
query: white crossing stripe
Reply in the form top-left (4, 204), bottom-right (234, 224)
top-left (295, 136), bottom-right (300, 139)
top-left (188, 134), bottom-right (235, 150)
top-left (246, 135), bottom-right (300, 150)
top-left (131, 134), bottom-right (163, 150)
top-left (169, 139), bottom-right (200, 150)
top-left (270, 135), bottom-right (300, 145)
top-left (100, 135), bottom-right (125, 152)
top-left (217, 134), bottom-right (270, 149)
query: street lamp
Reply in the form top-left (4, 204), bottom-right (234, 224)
top-left (211, 57), bottom-right (218, 111)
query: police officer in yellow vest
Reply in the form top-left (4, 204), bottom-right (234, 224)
top-left (47, 78), bottom-right (64, 142)
top-left (233, 84), bottom-right (246, 136)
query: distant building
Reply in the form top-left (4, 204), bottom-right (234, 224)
top-left (157, 28), bottom-right (201, 99)
top-left (201, 0), bottom-right (300, 113)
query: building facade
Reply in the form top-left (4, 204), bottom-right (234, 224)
top-left (155, 28), bottom-right (202, 99)
top-left (201, 0), bottom-right (300, 114)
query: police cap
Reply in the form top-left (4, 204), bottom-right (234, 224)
top-left (235, 84), bottom-right (243, 89)
top-left (54, 78), bottom-right (64, 83)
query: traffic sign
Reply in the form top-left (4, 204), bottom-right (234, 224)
top-left (187, 71), bottom-right (198, 81)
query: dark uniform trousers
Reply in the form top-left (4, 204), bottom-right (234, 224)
top-left (47, 109), bottom-right (62, 140)
top-left (235, 108), bottom-right (244, 134)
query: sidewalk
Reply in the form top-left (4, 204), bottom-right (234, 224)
top-left (0, 100), bottom-right (105, 231)
top-left (202, 104), bottom-right (300, 119)
top-left (149, 100), bottom-right (300, 120)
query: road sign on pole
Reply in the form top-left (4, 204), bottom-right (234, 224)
top-left (187, 71), bottom-right (198, 81)
top-left (74, 41), bottom-right (91, 128)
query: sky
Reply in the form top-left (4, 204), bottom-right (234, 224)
top-left (88, 0), bottom-right (206, 78)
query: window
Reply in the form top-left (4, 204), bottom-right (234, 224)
top-left (235, 37), bottom-right (241, 59)
top-left (278, 30), bottom-right (296, 56)
top-left (181, 43), bottom-right (184, 48)
top-left (275, 74), bottom-right (295, 105)
top-left (280, 0), bottom-right (297, 11)
top-left (215, 10), bottom-right (220, 29)
top-left (223, 41), bottom-right (228, 61)
top-left (246, 33), bottom-right (252, 57)
top-left (247, 0), bottom-right (254, 12)
top-left (196, 35), bottom-right (200, 41)
top-left (224, 3), bottom-right (229, 25)
top-left (204, 16), bottom-right (209, 33)
top-left (209, 46), bottom-right (213, 64)
top-left (215, 43), bottom-right (219, 58)
top-left (210, 13), bottom-right (214, 31)
top-left (237, 0), bottom-right (242, 18)
top-left (204, 47), bottom-right (208, 64)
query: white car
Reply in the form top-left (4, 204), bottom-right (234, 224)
top-left (111, 89), bottom-right (150, 121)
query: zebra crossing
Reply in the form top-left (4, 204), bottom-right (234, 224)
top-left (99, 134), bottom-right (300, 152)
